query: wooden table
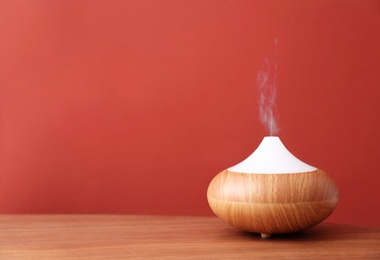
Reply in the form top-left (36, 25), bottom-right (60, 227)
top-left (0, 215), bottom-right (379, 259)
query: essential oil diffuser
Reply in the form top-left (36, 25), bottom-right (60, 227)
top-left (207, 136), bottom-right (338, 238)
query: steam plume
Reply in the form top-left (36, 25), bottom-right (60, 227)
top-left (257, 38), bottom-right (279, 136)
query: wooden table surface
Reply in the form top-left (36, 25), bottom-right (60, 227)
top-left (0, 215), bottom-right (379, 259)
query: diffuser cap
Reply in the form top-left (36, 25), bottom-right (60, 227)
top-left (228, 136), bottom-right (317, 174)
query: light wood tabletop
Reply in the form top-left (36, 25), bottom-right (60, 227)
top-left (0, 215), bottom-right (379, 259)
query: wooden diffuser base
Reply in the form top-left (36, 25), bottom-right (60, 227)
top-left (207, 169), bottom-right (338, 238)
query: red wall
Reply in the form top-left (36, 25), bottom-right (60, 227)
top-left (1, 0), bottom-right (380, 225)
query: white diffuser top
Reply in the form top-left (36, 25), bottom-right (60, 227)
top-left (228, 136), bottom-right (317, 174)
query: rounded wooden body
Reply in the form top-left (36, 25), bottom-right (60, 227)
top-left (207, 169), bottom-right (338, 236)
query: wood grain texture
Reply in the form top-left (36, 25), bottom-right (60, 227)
top-left (0, 215), bottom-right (379, 259)
top-left (207, 169), bottom-right (338, 235)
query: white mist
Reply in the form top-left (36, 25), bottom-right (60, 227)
top-left (257, 38), bottom-right (279, 136)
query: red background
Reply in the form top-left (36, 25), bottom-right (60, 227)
top-left (1, 0), bottom-right (380, 225)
